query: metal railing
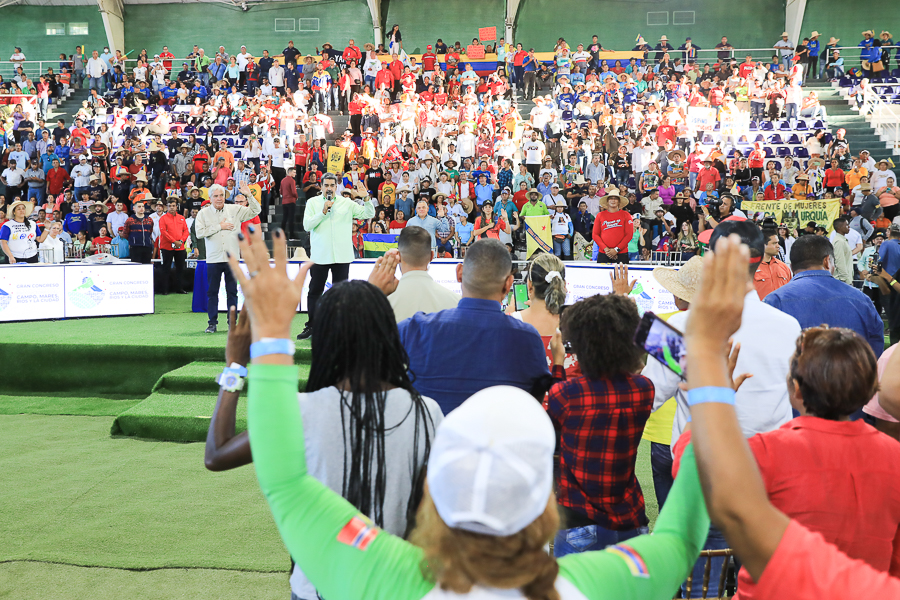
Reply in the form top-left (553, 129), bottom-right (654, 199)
top-left (862, 87), bottom-right (900, 151)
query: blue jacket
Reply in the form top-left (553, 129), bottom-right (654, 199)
top-left (398, 297), bottom-right (551, 414)
top-left (764, 270), bottom-right (884, 357)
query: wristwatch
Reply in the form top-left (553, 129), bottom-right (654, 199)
top-left (216, 362), bottom-right (248, 392)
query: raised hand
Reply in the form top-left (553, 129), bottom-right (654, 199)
top-left (609, 263), bottom-right (636, 296)
top-left (367, 248), bottom-right (400, 296)
top-left (225, 304), bottom-right (252, 366)
top-left (226, 227), bottom-right (313, 341)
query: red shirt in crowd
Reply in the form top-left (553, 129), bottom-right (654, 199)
top-left (674, 419), bottom-right (900, 600)
top-left (696, 166), bottom-right (721, 190)
top-left (422, 52), bottom-right (437, 71)
top-left (592, 209), bottom-right (633, 254)
top-left (824, 167), bottom-right (845, 188)
top-left (46, 166), bottom-right (71, 196)
top-left (280, 175), bottom-right (298, 205)
top-left (158, 212), bottom-right (189, 251)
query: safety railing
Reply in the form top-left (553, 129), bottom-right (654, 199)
top-left (862, 87), bottom-right (900, 152)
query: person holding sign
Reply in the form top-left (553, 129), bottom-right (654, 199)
top-left (298, 174), bottom-right (375, 340)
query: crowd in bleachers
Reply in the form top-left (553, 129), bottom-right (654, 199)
top-left (0, 27), bottom-right (898, 268)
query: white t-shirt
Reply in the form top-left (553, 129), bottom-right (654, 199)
top-left (40, 235), bottom-right (64, 263)
top-left (289, 386), bottom-right (442, 599)
top-left (457, 133), bottom-right (476, 158)
top-left (551, 211), bottom-right (572, 235)
top-left (523, 141), bottom-right (544, 164)
top-left (1, 219), bottom-right (39, 259)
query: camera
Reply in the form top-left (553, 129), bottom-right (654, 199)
top-left (705, 197), bottom-right (724, 220)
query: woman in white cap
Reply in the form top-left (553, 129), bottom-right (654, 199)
top-left (226, 229), bottom-right (711, 600)
top-left (1, 199), bottom-right (51, 263)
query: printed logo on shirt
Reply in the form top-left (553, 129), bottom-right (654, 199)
top-left (607, 544), bottom-right (649, 578)
top-left (336, 515), bottom-right (380, 551)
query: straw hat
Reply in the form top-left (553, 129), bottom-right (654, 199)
top-left (433, 192), bottom-right (447, 203)
top-left (828, 37), bottom-right (840, 45)
top-left (668, 149), bottom-right (686, 162)
top-left (527, 188), bottom-right (543, 200)
top-left (147, 141), bottom-right (161, 153)
top-left (599, 189), bottom-right (629, 209)
top-left (8, 199), bottom-right (34, 219)
top-left (861, 183), bottom-right (873, 192)
top-left (659, 35), bottom-right (669, 42)
top-left (134, 171), bottom-right (148, 183)
top-left (796, 172), bottom-right (809, 181)
top-left (652, 255), bottom-right (703, 302)
top-left (810, 31), bottom-right (820, 38)
top-left (862, 30), bottom-right (874, 37)
top-left (444, 158), bottom-right (458, 167)
top-left (781, 32), bottom-right (789, 37)
top-left (882, 31), bottom-right (892, 38)
top-left (364, 43), bottom-right (375, 51)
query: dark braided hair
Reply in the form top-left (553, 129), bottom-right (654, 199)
top-left (307, 279), bottom-right (434, 530)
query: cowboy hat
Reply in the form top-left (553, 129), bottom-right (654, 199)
top-left (134, 171), bottom-right (148, 183)
top-left (617, 73), bottom-right (629, 82)
top-left (147, 141), bottom-right (161, 153)
top-left (861, 184), bottom-right (873, 192)
top-left (862, 60), bottom-right (871, 70)
top-left (796, 172), bottom-right (809, 180)
top-left (828, 37), bottom-right (840, 45)
top-left (807, 157), bottom-right (825, 168)
top-left (8, 199), bottom-right (34, 218)
top-left (810, 31), bottom-right (820, 38)
top-left (781, 32), bottom-right (789, 37)
top-left (364, 43), bottom-right (375, 51)
top-left (444, 158), bottom-right (458, 167)
top-left (433, 192), bottom-right (447, 202)
top-left (527, 188), bottom-right (543, 200)
top-left (862, 30), bottom-right (874, 36)
top-left (882, 31), bottom-right (893, 38)
top-left (668, 149), bottom-right (686, 162)
top-left (93, 201), bottom-right (109, 213)
top-left (652, 256), bottom-right (703, 303)
top-left (659, 35), bottom-right (669, 42)
top-left (877, 159), bottom-right (891, 166)
top-left (599, 189), bottom-right (629, 209)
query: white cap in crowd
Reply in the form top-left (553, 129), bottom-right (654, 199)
top-left (426, 386), bottom-right (555, 537)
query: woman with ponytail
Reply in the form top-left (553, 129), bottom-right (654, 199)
top-left (205, 279), bottom-right (441, 600)
top-left (509, 252), bottom-right (578, 374)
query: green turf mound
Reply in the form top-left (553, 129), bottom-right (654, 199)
top-left (111, 361), bottom-right (311, 442)
top-left (0, 394), bottom-right (142, 416)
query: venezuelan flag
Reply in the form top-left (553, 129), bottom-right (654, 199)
top-left (363, 233), bottom-right (399, 258)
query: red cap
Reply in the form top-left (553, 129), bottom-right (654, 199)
top-left (427, 45), bottom-right (433, 50)
top-left (201, 200), bottom-right (211, 207)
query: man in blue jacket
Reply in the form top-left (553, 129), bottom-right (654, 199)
top-left (122, 200), bottom-right (155, 264)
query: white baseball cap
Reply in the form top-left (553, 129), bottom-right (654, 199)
top-left (426, 386), bottom-right (555, 537)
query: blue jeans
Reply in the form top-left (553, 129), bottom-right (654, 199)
top-left (650, 441), bottom-right (674, 510)
top-left (553, 524), bottom-right (648, 558)
top-left (682, 525), bottom-right (729, 598)
top-left (785, 102), bottom-right (799, 122)
top-left (89, 76), bottom-right (102, 91)
top-left (553, 236), bottom-right (571, 257)
top-left (207, 261), bottom-right (237, 326)
top-left (26, 188), bottom-right (45, 206)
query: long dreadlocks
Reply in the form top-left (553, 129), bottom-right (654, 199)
top-left (307, 279), bottom-right (434, 530)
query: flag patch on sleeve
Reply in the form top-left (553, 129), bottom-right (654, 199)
top-left (607, 544), bottom-right (649, 578)
top-left (337, 515), bottom-right (380, 551)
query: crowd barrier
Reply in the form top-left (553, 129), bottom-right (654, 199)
top-left (194, 259), bottom-right (679, 314)
top-left (0, 262), bottom-right (154, 322)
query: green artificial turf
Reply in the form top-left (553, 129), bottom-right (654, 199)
top-left (1, 414), bottom-right (287, 573)
top-left (0, 395), bottom-right (142, 416)
top-left (0, 295), bottom-right (310, 397)
top-left (0, 562), bottom-right (287, 600)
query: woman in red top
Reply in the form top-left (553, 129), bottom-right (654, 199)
top-left (748, 142), bottom-right (765, 182)
top-left (472, 199), bottom-right (509, 240)
top-left (674, 326), bottom-right (900, 600)
top-left (592, 189), bottom-right (633, 264)
top-left (823, 158), bottom-right (846, 194)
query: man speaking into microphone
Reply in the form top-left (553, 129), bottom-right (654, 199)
top-left (297, 173), bottom-right (375, 340)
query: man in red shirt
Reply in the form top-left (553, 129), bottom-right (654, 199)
top-left (158, 198), bottom-right (189, 294)
top-left (694, 158), bottom-right (721, 193)
top-left (159, 46), bottom-right (174, 71)
top-left (342, 39), bottom-right (361, 64)
top-left (375, 63), bottom-right (394, 94)
top-left (738, 55), bottom-right (756, 78)
top-left (46, 159), bottom-right (71, 197)
top-left (281, 166), bottom-right (299, 239)
top-left (70, 118), bottom-right (91, 147)
top-left (754, 230), bottom-right (792, 299)
top-left (422, 45), bottom-right (437, 73)
top-left (389, 53), bottom-right (404, 95)
top-left (292, 134), bottom-right (308, 184)
top-left (592, 190), bottom-right (633, 263)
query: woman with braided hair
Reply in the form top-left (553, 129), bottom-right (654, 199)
top-left (205, 275), bottom-right (440, 600)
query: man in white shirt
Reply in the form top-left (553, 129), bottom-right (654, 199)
top-left (194, 182), bottom-right (260, 333)
top-left (580, 184), bottom-right (603, 216)
top-left (522, 131), bottom-right (545, 183)
top-left (70, 155), bottom-right (93, 200)
top-left (106, 201), bottom-right (128, 236)
top-left (367, 229), bottom-right (460, 322)
top-left (85, 50), bottom-right (108, 92)
top-left (456, 126), bottom-right (476, 161)
top-left (9, 48), bottom-right (25, 70)
top-left (631, 142), bottom-right (656, 177)
top-left (774, 33), bottom-right (794, 70)
top-left (0, 159), bottom-right (26, 200)
top-left (268, 62), bottom-right (286, 94)
top-left (542, 183), bottom-right (565, 208)
top-left (643, 221), bottom-right (801, 450)
top-left (830, 218), bottom-right (854, 285)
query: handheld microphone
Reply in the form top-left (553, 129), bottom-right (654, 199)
top-left (324, 191), bottom-right (334, 214)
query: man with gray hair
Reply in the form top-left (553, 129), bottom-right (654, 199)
top-left (297, 173), bottom-right (375, 340)
top-left (195, 181), bottom-right (260, 333)
top-left (398, 238), bottom-right (564, 414)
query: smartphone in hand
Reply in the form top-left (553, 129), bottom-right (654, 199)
top-left (634, 311), bottom-right (687, 379)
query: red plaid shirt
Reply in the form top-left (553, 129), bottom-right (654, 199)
top-left (547, 373), bottom-right (654, 530)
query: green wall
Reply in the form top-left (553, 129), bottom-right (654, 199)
top-left (123, 1), bottom-right (372, 59)
top-left (382, 0), bottom-right (505, 54)
top-left (0, 6), bottom-right (107, 66)
top-left (515, 0), bottom-right (784, 55)
top-left (800, 0), bottom-right (895, 61)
